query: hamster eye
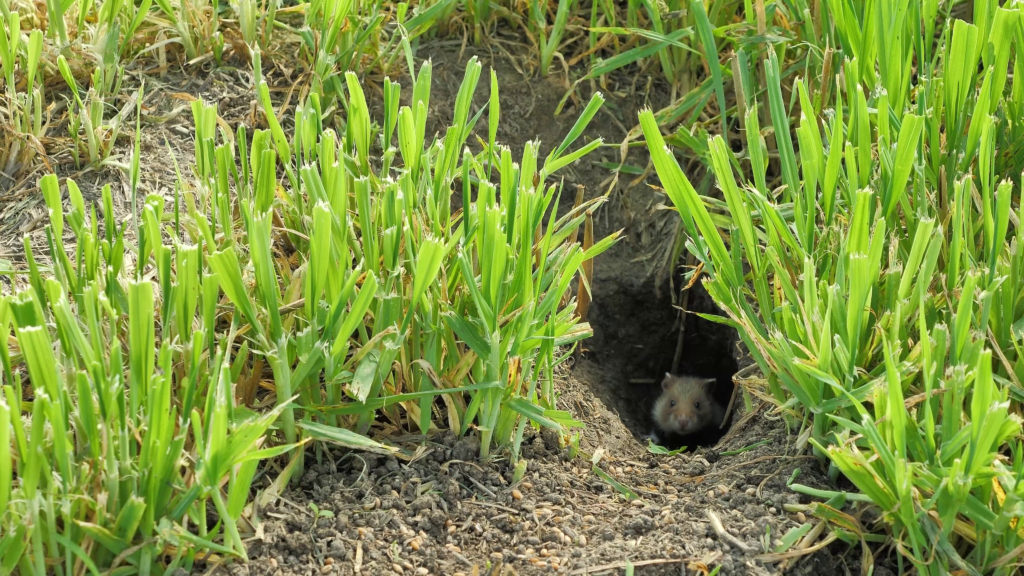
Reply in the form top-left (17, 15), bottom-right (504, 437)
top-left (669, 400), bottom-right (676, 407)
top-left (694, 402), bottom-right (701, 410)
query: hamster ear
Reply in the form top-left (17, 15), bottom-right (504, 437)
top-left (701, 378), bottom-right (717, 390)
top-left (662, 373), bottom-right (674, 390)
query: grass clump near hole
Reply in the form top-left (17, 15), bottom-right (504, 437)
top-left (0, 50), bottom-right (618, 572)
top-left (642, 1), bottom-right (1024, 573)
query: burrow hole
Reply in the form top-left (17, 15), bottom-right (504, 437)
top-left (583, 273), bottom-right (740, 451)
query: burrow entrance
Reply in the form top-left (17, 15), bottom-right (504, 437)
top-left (579, 264), bottom-right (741, 451)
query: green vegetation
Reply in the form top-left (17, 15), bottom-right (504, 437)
top-left (642, 0), bottom-right (1024, 573)
top-left (0, 56), bottom-right (614, 574)
top-left (1, 0), bottom-right (623, 566)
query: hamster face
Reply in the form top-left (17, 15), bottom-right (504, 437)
top-left (652, 374), bottom-right (717, 436)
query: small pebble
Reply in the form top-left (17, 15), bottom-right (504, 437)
top-left (707, 490), bottom-right (715, 499)
top-left (512, 489), bottom-right (523, 500)
top-left (769, 507), bottom-right (778, 514)
top-left (745, 488), bottom-right (756, 496)
top-left (582, 515), bottom-right (595, 523)
top-left (578, 535), bottom-right (587, 546)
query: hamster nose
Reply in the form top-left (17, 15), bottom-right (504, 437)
top-left (676, 416), bottom-right (690, 429)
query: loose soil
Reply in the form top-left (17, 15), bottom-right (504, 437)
top-left (2, 30), bottom-right (878, 576)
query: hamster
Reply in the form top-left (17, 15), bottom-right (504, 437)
top-left (651, 373), bottom-right (726, 438)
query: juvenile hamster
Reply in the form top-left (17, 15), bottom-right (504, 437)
top-left (651, 373), bottom-right (726, 437)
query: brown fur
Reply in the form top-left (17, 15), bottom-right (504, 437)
top-left (652, 373), bottom-right (725, 436)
